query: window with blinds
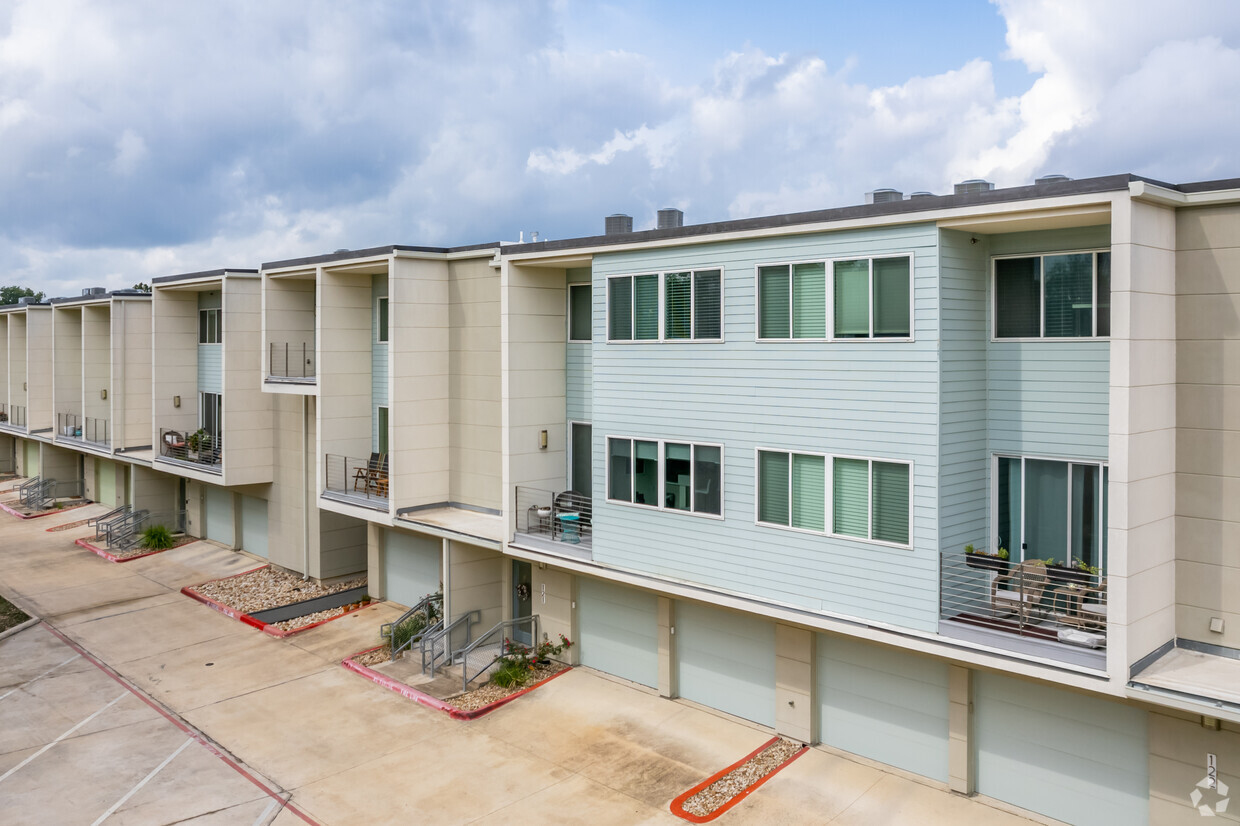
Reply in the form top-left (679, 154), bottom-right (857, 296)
top-left (758, 449), bottom-right (911, 546)
top-left (568, 284), bottom-right (591, 342)
top-left (608, 270), bottom-right (721, 341)
top-left (758, 255), bottom-right (911, 340)
top-left (607, 436), bottom-right (723, 516)
top-left (994, 250), bottom-right (1111, 339)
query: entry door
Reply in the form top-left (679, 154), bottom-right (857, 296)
top-left (570, 423), bottom-right (592, 496)
top-left (512, 560), bottom-right (533, 645)
top-left (995, 456), bottom-right (1108, 571)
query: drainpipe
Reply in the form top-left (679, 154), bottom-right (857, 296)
top-left (302, 395), bottom-right (309, 580)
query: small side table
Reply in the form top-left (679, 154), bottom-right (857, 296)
top-left (527, 506), bottom-right (552, 536)
top-left (556, 512), bottom-right (581, 544)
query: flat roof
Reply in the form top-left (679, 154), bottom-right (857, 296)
top-left (152, 268), bottom-right (259, 285)
top-left (261, 241), bottom-right (501, 271)
top-left (48, 289), bottom-right (152, 305)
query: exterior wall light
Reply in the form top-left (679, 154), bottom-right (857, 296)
top-left (539, 429), bottom-right (548, 450)
top-left (101, 389), bottom-right (107, 400)
top-left (173, 395), bottom-right (181, 408)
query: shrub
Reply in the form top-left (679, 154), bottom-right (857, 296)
top-left (390, 613), bottom-right (428, 653)
top-left (490, 658), bottom-right (532, 689)
top-left (140, 524), bottom-right (175, 550)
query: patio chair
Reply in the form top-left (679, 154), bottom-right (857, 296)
top-left (1076, 578), bottom-right (1107, 629)
top-left (354, 453), bottom-right (381, 491)
top-left (553, 490), bottom-right (591, 538)
top-left (162, 430), bottom-right (187, 460)
top-left (990, 561), bottom-right (1050, 622)
top-left (369, 454), bottom-right (390, 496)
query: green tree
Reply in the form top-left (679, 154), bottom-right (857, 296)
top-left (0, 286), bottom-right (44, 305)
top-left (132, 282), bottom-right (151, 292)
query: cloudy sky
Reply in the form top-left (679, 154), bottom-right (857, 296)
top-left (2, 0), bottom-right (1239, 295)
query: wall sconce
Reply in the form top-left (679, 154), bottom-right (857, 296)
top-left (173, 395), bottom-right (181, 408)
top-left (539, 429), bottom-right (548, 450)
top-left (22, 381), bottom-right (26, 391)
top-left (100, 389), bottom-right (107, 400)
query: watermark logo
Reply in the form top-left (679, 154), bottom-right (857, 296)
top-left (1190, 775), bottom-right (1230, 817)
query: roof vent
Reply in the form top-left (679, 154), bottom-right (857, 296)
top-left (17, 296), bottom-right (32, 305)
top-left (866, 188), bottom-right (903, 205)
top-left (605, 214), bottom-right (633, 235)
top-left (657, 208), bottom-right (684, 230)
top-left (954, 179), bottom-right (995, 196)
top-left (909, 191), bottom-right (935, 199)
top-left (82, 287), bottom-right (106, 296)
top-left (1035, 174), bottom-right (1072, 185)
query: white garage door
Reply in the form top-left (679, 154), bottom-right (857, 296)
top-left (205, 486), bottom-right (234, 546)
top-left (383, 530), bottom-right (440, 607)
top-left (817, 634), bottom-right (949, 782)
top-left (676, 601), bottom-right (775, 727)
top-left (578, 578), bottom-right (659, 688)
top-left (975, 672), bottom-right (1148, 826)
top-left (239, 495), bottom-right (268, 558)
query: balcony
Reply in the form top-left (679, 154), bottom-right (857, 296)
top-left (56, 413), bottom-right (109, 449)
top-left (939, 553), bottom-right (1107, 669)
top-left (158, 427), bottom-right (222, 473)
top-left (0, 404), bottom-right (26, 432)
top-left (511, 486), bottom-right (592, 559)
top-left (323, 453), bottom-right (388, 511)
top-left (268, 341), bottom-right (315, 384)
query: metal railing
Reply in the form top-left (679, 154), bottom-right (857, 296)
top-left (940, 553), bottom-right (1107, 648)
top-left (106, 509), bottom-right (186, 551)
top-left (269, 341), bottom-right (315, 380)
top-left (17, 476), bottom-right (42, 506)
top-left (159, 427), bottom-right (222, 468)
top-left (515, 486), bottom-right (592, 546)
top-left (419, 610), bottom-right (480, 676)
top-left (90, 504), bottom-right (132, 540)
top-left (380, 593), bottom-right (443, 663)
top-left (458, 615), bottom-right (540, 692)
top-left (57, 413), bottom-right (109, 447)
top-left (325, 453), bottom-right (389, 502)
top-left (1, 404), bottom-right (27, 429)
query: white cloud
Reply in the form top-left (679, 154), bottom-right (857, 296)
top-left (111, 129), bottom-right (147, 175)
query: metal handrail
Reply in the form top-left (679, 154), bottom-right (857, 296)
top-left (380, 592), bottom-right (442, 663)
top-left (92, 504), bottom-right (132, 540)
top-left (18, 476), bottom-right (41, 505)
top-left (419, 610), bottom-right (480, 676)
top-left (458, 615), bottom-right (540, 691)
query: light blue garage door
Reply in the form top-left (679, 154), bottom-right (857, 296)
top-left (383, 530), bottom-right (440, 607)
top-left (239, 495), bottom-right (268, 558)
top-left (676, 601), bottom-right (775, 727)
top-left (577, 578), bottom-right (658, 688)
top-left (975, 672), bottom-right (1148, 826)
top-left (205, 486), bottom-right (234, 546)
top-left (817, 634), bottom-right (949, 782)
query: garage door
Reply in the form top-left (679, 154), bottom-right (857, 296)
top-left (205, 486), bottom-right (234, 546)
top-left (677, 601), bottom-right (775, 727)
top-left (95, 460), bottom-right (117, 507)
top-left (578, 578), bottom-right (658, 688)
top-left (817, 635), bottom-right (949, 781)
top-left (239, 495), bottom-right (268, 558)
top-left (384, 530), bottom-right (440, 607)
top-left (24, 441), bottom-right (39, 477)
top-left (975, 672), bottom-right (1148, 826)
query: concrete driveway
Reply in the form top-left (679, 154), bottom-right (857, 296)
top-left (0, 503), bottom-right (1044, 825)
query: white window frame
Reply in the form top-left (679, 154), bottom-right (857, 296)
top-left (990, 248), bottom-right (1110, 342)
top-left (605, 269), bottom-right (725, 343)
top-left (753, 446), bottom-right (914, 549)
top-left (753, 252), bottom-right (916, 343)
top-left (604, 434), bottom-right (725, 519)
top-left (375, 296), bottom-right (389, 344)
top-left (198, 308), bottom-right (221, 345)
top-left (989, 452), bottom-right (1108, 567)
top-left (567, 283), bottom-right (592, 343)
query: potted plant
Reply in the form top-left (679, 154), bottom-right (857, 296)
top-left (964, 544), bottom-right (1010, 572)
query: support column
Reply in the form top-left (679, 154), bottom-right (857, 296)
top-left (948, 664), bottom-right (974, 795)
top-left (367, 523), bottom-right (385, 599)
top-left (775, 624), bottom-right (813, 743)
top-left (658, 596), bottom-right (677, 698)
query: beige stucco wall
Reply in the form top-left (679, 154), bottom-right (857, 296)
top-left (318, 508), bottom-right (367, 579)
top-left (130, 463), bottom-right (178, 515)
top-left (26, 309), bottom-right (53, 430)
top-left (1148, 708), bottom-right (1238, 824)
top-left (52, 307), bottom-right (82, 424)
top-left (0, 315), bottom-right (8, 408)
top-left (1176, 203), bottom-right (1240, 649)
top-left (263, 274), bottom-right (316, 381)
top-left (447, 542), bottom-right (502, 631)
top-left (39, 442), bottom-right (79, 484)
top-left (222, 277), bottom-right (273, 484)
top-left (116, 299), bottom-right (152, 450)
top-left (319, 269), bottom-right (375, 500)
top-left (82, 305), bottom-right (110, 429)
top-left (10, 313), bottom-right (28, 413)
top-left (265, 393), bottom-right (315, 575)
top-left (151, 289), bottom-right (200, 444)
top-left (448, 256), bottom-right (502, 510)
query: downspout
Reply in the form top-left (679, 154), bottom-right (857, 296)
top-left (302, 394), bottom-right (309, 580)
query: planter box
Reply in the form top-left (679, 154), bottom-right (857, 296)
top-left (964, 554), bottom-right (1009, 572)
top-left (1045, 564), bottom-right (1094, 586)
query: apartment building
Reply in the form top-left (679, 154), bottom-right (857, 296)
top-left (6, 172), bottom-right (1238, 825)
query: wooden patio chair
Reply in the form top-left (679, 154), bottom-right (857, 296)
top-left (354, 452), bottom-right (381, 491)
top-left (990, 561), bottom-right (1050, 623)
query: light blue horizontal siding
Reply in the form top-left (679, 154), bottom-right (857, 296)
top-left (372, 275), bottom-right (389, 410)
top-left (589, 224), bottom-right (942, 632)
top-left (197, 344), bottom-right (222, 394)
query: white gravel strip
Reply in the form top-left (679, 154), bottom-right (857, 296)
top-left (681, 739), bottom-right (803, 818)
top-left (193, 566), bottom-right (365, 615)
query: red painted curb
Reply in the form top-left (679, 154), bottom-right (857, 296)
top-left (0, 499), bottom-right (92, 520)
top-left (670, 737), bottom-right (808, 823)
top-left (40, 622), bottom-right (320, 825)
top-left (75, 537), bottom-right (168, 564)
top-left (182, 566), bottom-right (373, 638)
top-left (341, 648), bottom-right (573, 720)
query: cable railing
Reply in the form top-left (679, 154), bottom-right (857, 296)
top-left (940, 553), bottom-right (1107, 650)
top-left (514, 485), bottom-right (592, 546)
top-left (0, 404), bottom-right (27, 429)
top-left (159, 427), bottom-right (222, 468)
top-left (458, 615), bottom-right (540, 692)
top-left (57, 413), bottom-right (109, 447)
top-left (268, 341), bottom-right (315, 381)
top-left (325, 453), bottom-right (389, 504)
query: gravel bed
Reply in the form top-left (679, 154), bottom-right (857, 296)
top-left (107, 534), bottom-right (196, 559)
top-left (48, 517), bottom-right (95, 532)
top-left (351, 644), bottom-right (393, 666)
top-left (193, 566), bottom-right (365, 615)
top-left (681, 739), bottom-right (804, 818)
top-left (3, 497), bottom-right (88, 516)
top-left (445, 662), bottom-right (567, 712)
top-left (269, 606), bottom-right (351, 632)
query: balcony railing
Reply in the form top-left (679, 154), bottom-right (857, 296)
top-left (0, 403), bottom-right (25, 429)
top-left (513, 485), bottom-right (592, 549)
top-left (269, 341), bottom-right (315, 381)
top-left (940, 553), bottom-right (1107, 662)
top-left (57, 413), bottom-right (109, 448)
top-left (323, 453), bottom-right (388, 510)
top-left (158, 427), bottom-right (222, 471)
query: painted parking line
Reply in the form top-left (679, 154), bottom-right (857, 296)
top-left (90, 737), bottom-right (195, 825)
top-left (0, 652), bottom-right (81, 702)
top-left (0, 691), bottom-right (128, 784)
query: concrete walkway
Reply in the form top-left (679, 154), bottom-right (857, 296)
top-left (0, 504), bottom-right (1046, 825)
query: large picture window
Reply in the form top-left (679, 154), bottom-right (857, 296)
top-left (607, 270), bottom-right (722, 342)
top-left (994, 455), bottom-right (1108, 573)
top-left (607, 436), bottom-right (722, 516)
top-left (198, 308), bottom-right (221, 344)
top-left (758, 255), bottom-right (911, 340)
top-left (994, 251), bottom-right (1111, 339)
top-left (757, 449), bottom-right (911, 546)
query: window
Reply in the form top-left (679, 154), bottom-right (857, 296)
top-left (757, 450), bottom-right (911, 546)
top-left (570, 422), bottom-right (592, 496)
top-left (994, 251), bottom-right (1111, 339)
top-left (198, 308), bottom-right (221, 344)
top-left (568, 284), bottom-right (591, 342)
top-left (994, 455), bottom-right (1108, 572)
top-left (199, 392), bottom-right (221, 439)
top-left (375, 406), bottom-right (388, 454)
top-left (376, 297), bottom-right (389, 343)
top-left (607, 436), bottom-right (722, 516)
top-left (607, 270), bottom-right (722, 341)
top-left (758, 255), bottom-right (911, 340)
